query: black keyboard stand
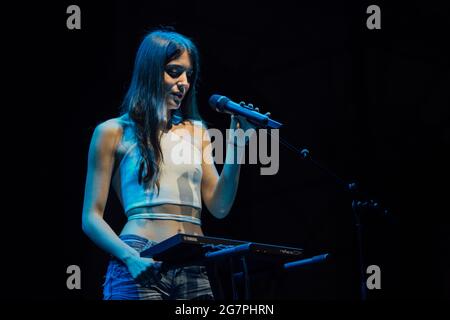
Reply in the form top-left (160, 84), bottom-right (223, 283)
top-left (189, 244), bottom-right (330, 300)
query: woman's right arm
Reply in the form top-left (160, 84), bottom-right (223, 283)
top-left (81, 121), bottom-right (161, 283)
top-left (81, 120), bottom-right (140, 263)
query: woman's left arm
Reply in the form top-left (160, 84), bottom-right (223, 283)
top-left (201, 115), bottom-right (256, 219)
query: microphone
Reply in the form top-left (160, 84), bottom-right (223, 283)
top-left (208, 94), bottom-right (283, 129)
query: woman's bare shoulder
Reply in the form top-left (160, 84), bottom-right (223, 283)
top-left (91, 116), bottom-right (130, 148)
top-left (96, 118), bottom-right (122, 134)
top-left (98, 114), bottom-right (134, 131)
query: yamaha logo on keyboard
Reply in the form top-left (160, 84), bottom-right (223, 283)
top-left (183, 236), bottom-right (199, 242)
top-left (280, 249), bottom-right (303, 256)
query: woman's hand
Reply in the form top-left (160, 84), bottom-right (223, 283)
top-left (123, 255), bottom-right (162, 286)
top-left (229, 104), bottom-right (271, 146)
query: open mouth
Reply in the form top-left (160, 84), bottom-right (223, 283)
top-left (171, 93), bottom-right (183, 104)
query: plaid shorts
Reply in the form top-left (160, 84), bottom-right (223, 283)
top-left (103, 234), bottom-right (214, 300)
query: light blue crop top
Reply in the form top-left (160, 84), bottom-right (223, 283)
top-left (111, 120), bottom-right (204, 225)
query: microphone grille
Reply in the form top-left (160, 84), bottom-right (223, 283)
top-left (208, 94), bottom-right (229, 112)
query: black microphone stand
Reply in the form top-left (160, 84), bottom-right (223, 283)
top-left (262, 129), bottom-right (389, 301)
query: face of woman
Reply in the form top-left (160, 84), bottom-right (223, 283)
top-left (164, 50), bottom-right (193, 110)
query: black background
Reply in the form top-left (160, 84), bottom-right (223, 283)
top-left (5, 0), bottom-right (449, 301)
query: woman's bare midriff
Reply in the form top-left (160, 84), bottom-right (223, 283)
top-left (119, 204), bottom-right (204, 243)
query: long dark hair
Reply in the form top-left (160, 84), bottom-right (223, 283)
top-left (120, 29), bottom-right (202, 192)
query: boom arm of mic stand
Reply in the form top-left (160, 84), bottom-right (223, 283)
top-left (271, 132), bottom-right (389, 215)
top-left (269, 130), bottom-right (390, 301)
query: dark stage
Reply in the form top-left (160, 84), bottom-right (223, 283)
top-left (4, 0), bottom-right (449, 303)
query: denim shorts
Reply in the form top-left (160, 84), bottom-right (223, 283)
top-left (103, 234), bottom-right (214, 300)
